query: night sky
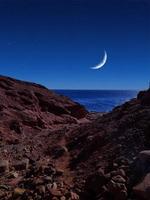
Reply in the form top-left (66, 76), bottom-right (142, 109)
top-left (0, 0), bottom-right (149, 89)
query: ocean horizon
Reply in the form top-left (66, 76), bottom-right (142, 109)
top-left (55, 89), bottom-right (139, 112)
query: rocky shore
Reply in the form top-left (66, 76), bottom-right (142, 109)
top-left (0, 75), bottom-right (150, 200)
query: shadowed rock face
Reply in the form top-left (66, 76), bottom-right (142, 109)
top-left (65, 90), bottom-right (150, 200)
top-left (0, 75), bottom-right (88, 138)
top-left (0, 75), bottom-right (88, 172)
top-left (137, 89), bottom-right (150, 106)
top-left (0, 75), bottom-right (89, 199)
top-left (1, 75), bottom-right (150, 200)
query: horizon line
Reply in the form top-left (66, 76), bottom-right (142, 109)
top-left (52, 88), bottom-right (141, 91)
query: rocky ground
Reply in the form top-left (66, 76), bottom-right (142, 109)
top-left (0, 75), bottom-right (150, 200)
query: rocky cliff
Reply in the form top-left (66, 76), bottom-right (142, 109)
top-left (0, 75), bottom-right (150, 200)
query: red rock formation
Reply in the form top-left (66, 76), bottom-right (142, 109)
top-left (1, 75), bottom-right (150, 200)
top-left (0, 75), bottom-right (88, 140)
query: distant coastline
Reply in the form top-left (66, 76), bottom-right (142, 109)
top-left (55, 89), bottom-right (139, 112)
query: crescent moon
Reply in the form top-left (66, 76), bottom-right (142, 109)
top-left (91, 50), bottom-right (107, 69)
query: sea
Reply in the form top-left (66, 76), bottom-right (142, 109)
top-left (55, 90), bottom-right (139, 112)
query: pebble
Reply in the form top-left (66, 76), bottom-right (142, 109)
top-left (7, 171), bottom-right (19, 178)
top-left (0, 184), bottom-right (9, 190)
top-left (112, 175), bottom-right (126, 183)
top-left (70, 192), bottom-right (79, 200)
top-left (60, 196), bottom-right (66, 200)
top-left (0, 160), bottom-right (9, 173)
top-left (13, 158), bottom-right (29, 171)
top-left (36, 185), bottom-right (46, 194)
top-left (56, 168), bottom-right (64, 176)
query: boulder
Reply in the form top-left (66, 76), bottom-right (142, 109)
top-left (136, 150), bottom-right (150, 176)
top-left (133, 173), bottom-right (150, 200)
top-left (84, 168), bottom-right (108, 196)
top-left (107, 180), bottom-right (127, 200)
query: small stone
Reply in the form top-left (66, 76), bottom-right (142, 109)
top-left (118, 190), bottom-right (128, 200)
top-left (60, 196), bottom-right (66, 200)
top-left (52, 182), bottom-right (58, 190)
top-left (34, 177), bottom-right (44, 185)
top-left (60, 181), bottom-right (64, 188)
top-left (13, 158), bottom-right (29, 170)
top-left (105, 173), bottom-right (111, 179)
top-left (97, 168), bottom-right (105, 176)
top-left (42, 165), bottom-right (56, 175)
top-left (7, 176), bottom-right (23, 187)
top-left (112, 175), bottom-right (126, 183)
top-left (70, 192), bottom-right (79, 200)
top-left (44, 176), bottom-right (52, 183)
top-left (0, 191), bottom-right (6, 198)
top-left (47, 183), bottom-right (61, 197)
top-left (24, 147), bottom-right (30, 153)
top-left (36, 185), bottom-right (45, 194)
top-left (0, 184), bottom-right (9, 190)
top-left (50, 145), bottom-right (68, 158)
top-left (0, 160), bottom-right (9, 173)
top-left (10, 120), bottom-right (22, 134)
top-left (120, 165), bottom-right (129, 170)
top-left (49, 188), bottom-right (62, 197)
top-left (118, 169), bottom-right (126, 177)
top-left (113, 163), bottom-right (118, 168)
top-left (121, 158), bottom-right (129, 165)
top-left (111, 169), bottom-right (126, 178)
top-left (47, 182), bottom-right (58, 190)
top-left (8, 172), bottom-right (19, 178)
top-left (13, 188), bottom-right (26, 198)
top-left (56, 168), bottom-right (64, 176)
top-left (3, 149), bottom-right (8, 153)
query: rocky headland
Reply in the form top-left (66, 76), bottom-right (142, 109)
top-left (0, 75), bottom-right (150, 200)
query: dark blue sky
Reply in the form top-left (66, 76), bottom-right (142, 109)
top-left (0, 0), bottom-right (149, 89)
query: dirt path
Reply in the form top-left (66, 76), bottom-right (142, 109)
top-left (54, 136), bottom-right (75, 186)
